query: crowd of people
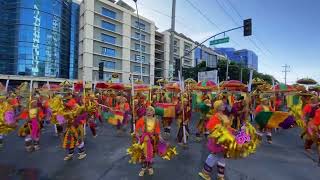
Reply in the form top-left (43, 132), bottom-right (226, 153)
top-left (0, 80), bottom-right (319, 180)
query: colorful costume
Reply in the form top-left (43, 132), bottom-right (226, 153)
top-left (304, 107), bottom-right (320, 165)
top-left (196, 95), bottom-right (211, 140)
top-left (255, 98), bottom-right (274, 143)
top-left (199, 100), bottom-right (259, 180)
top-left (176, 96), bottom-right (191, 144)
top-left (0, 96), bottom-right (16, 147)
top-left (85, 94), bottom-right (99, 137)
top-left (19, 100), bottom-right (44, 152)
top-left (127, 106), bottom-right (177, 177)
top-left (62, 99), bottom-right (87, 161)
top-left (114, 96), bottom-right (131, 132)
top-left (230, 95), bottom-right (246, 130)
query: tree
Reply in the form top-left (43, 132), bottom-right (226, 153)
top-left (182, 60), bottom-right (278, 84)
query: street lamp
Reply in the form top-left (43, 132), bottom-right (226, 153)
top-left (133, 0), bottom-right (143, 82)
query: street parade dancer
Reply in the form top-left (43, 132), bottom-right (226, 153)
top-left (115, 96), bottom-right (131, 133)
top-left (300, 96), bottom-right (320, 165)
top-left (127, 106), bottom-right (177, 177)
top-left (176, 94), bottom-right (191, 145)
top-left (255, 97), bottom-right (274, 143)
top-left (231, 95), bottom-right (247, 130)
top-left (196, 94), bottom-right (212, 141)
top-left (198, 100), bottom-right (260, 180)
top-left (19, 98), bottom-right (44, 152)
top-left (0, 95), bottom-right (16, 148)
top-left (162, 96), bottom-right (175, 137)
top-left (85, 93), bottom-right (99, 137)
top-left (62, 98), bottom-right (87, 160)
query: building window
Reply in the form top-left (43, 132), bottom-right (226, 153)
top-left (135, 21), bottom-right (146, 30)
top-left (174, 40), bottom-right (178, 46)
top-left (102, 8), bottom-right (116, 19)
top-left (135, 43), bottom-right (145, 52)
top-left (174, 48), bottom-right (178, 53)
top-left (101, 34), bottom-right (116, 44)
top-left (101, 21), bottom-right (116, 32)
top-left (134, 32), bottom-right (145, 41)
top-left (135, 54), bottom-right (145, 63)
top-left (104, 61), bottom-right (116, 69)
top-left (102, 47), bottom-right (116, 57)
top-left (134, 65), bottom-right (145, 73)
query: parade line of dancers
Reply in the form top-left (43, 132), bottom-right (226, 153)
top-left (0, 81), bottom-right (319, 180)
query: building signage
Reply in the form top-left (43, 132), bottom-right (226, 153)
top-left (32, 0), bottom-right (41, 75)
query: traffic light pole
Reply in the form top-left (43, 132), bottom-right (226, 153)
top-left (179, 25), bottom-right (244, 76)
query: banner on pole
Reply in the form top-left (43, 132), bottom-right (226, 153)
top-left (248, 70), bottom-right (253, 92)
top-left (198, 70), bottom-right (218, 84)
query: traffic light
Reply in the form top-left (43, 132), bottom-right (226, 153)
top-left (98, 62), bottom-right (104, 80)
top-left (174, 58), bottom-right (180, 78)
top-left (243, 19), bottom-right (252, 36)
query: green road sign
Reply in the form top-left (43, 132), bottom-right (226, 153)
top-left (209, 37), bottom-right (230, 45)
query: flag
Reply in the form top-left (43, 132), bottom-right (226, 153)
top-left (107, 111), bottom-right (124, 125)
top-left (155, 103), bottom-right (176, 118)
top-left (255, 111), bottom-right (295, 129)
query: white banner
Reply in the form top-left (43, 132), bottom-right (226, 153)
top-left (198, 70), bottom-right (218, 84)
top-left (248, 70), bottom-right (253, 92)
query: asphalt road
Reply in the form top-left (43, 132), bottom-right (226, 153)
top-left (1, 114), bottom-right (320, 180)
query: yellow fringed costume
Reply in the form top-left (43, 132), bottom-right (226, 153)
top-left (0, 99), bottom-right (16, 135)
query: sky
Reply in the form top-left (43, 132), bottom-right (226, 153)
top-left (79, 0), bottom-right (320, 84)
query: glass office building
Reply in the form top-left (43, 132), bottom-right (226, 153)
top-left (0, 0), bottom-right (79, 79)
top-left (215, 48), bottom-right (258, 71)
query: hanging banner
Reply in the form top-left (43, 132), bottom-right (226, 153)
top-left (198, 70), bottom-right (218, 84)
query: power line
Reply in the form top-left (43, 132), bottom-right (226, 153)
top-left (186, 0), bottom-right (275, 72)
top-left (215, 0), bottom-right (240, 26)
top-left (223, 0), bottom-right (273, 56)
top-left (185, 0), bottom-right (221, 31)
top-left (225, 0), bottom-right (243, 20)
top-left (185, 0), bottom-right (241, 47)
top-left (215, 0), bottom-right (271, 57)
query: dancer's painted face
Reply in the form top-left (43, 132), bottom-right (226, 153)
top-left (219, 104), bottom-right (226, 111)
top-left (146, 107), bottom-right (154, 116)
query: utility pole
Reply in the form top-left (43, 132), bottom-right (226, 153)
top-left (133, 0), bottom-right (143, 82)
top-left (240, 58), bottom-right (243, 82)
top-left (225, 55), bottom-right (229, 81)
top-left (282, 64), bottom-right (290, 85)
top-left (169, 0), bottom-right (176, 80)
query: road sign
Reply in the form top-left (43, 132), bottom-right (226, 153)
top-left (209, 37), bottom-right (230, 45)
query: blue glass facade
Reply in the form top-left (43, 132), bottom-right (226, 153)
top-left (0, 0), bottom-right (79, 79)
top-left (215, 48), bottom-right (258, 70)
top-left (69, 2), bottom-right (79, 79)
top-left (194, 46), bottom-right (217, 68)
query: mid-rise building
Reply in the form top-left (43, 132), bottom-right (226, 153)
top-left (79, 0), bottom-right (156, 84)
top-left (162, 30), bottom-right (196, 80)
top-left (0, 0), bottom-right (80, 82)
top-left (215, 47), bottom-right (258, 70)
top-left (194, 44), bottom-right (222, 68)
top-left (154, 31), bottom-right (170, 83)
